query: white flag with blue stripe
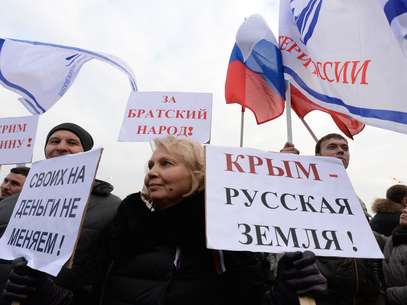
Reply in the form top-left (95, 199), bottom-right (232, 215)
top-left (279, 0), bottom-right (407, 135)
top-left (381, 0), bottom-right (407, 54)
top-left (0, 38), bottom-right (137, 114)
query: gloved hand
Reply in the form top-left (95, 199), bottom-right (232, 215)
top-left (277, 251), bottom-right (327, 296)
top-left (1, 257), bottom-right (41, 303)
top-left (1, 257), bottom-right (73, 305)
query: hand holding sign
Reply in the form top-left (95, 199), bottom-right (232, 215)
top-left (2, 257), bottom-right (72, 305)
top-left (278, 251), bottom-right (326, 295)
top-left (2, 257), bottom-right (44, 303)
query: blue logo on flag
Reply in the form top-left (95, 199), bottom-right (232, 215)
top-left (290, 0), bottom-right (323, 45)
top-left (65, 53), bottom-right (80, 66)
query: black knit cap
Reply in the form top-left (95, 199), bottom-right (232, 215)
top-left (45, 123), bottom-right (94, 152)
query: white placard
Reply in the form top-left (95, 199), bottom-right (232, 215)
top-left (205, 145), bottom-right (383, 259)
top-left (0, 115), bottom-right (39, 165)
top-left (119, 91), bottom-right (212, 143)
top-left (0, 148), bottom-right (103, 276)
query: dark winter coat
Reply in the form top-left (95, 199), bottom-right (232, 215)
top-left (0, 179), bottom-right (121, 303)
top-left (314, 232), bottom-right (386, 305)
top-left (371, 198), bottom-right (403, 236)
top-left (383, 225), bottom-right (407, 305)
top-left (98, 191), bottom-right (268, 305)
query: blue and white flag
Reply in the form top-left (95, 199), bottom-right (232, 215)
top-left (279, 0), bottom-right (407, 134)
top-left (380, 0), bottom-right (407, 55)
top-left (0, 38), bottom-right (137, 114)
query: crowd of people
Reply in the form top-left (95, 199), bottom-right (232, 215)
top-left (0, 122), bottom-right (405, 305)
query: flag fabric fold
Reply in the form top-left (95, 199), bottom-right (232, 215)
top-left (280, 0), bottom-right (407, 135)
top-left (225, 14), bottom-right (285, 124)
top-left (290, 85), bottom-right (364, 138)
top-left (0, 38), bottom-right (137, 114)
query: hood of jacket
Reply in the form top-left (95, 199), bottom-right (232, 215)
top-left (92, 179), bottom-right (114, 197)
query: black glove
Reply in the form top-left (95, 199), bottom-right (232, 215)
top-left (1, 257), bottom-right (73, 305)
top-left (277, 251), bottom-right (327, 296)
top-left (1, 257), bottom-right (39, 303)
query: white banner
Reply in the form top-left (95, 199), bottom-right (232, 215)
top-left (119, 91), bottom-right (212, 143)
top-left (0, 148), bottom-right (102, 276)
top-left (0, 38), bottom-right (137, 114)
top-left (205, 145), bottom-right (383, 259)
top-left (279, 0), bottom-right (407, 134)
top-left (0, 115), bottom-right (38, 165)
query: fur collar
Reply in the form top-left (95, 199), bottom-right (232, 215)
top-left (372, 198), bottom-right (404, 213)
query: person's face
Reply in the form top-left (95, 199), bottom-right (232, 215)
top-left (145, 147), bottom-right (192, 210)
top-left (400, 207), bottom-right (407, 227)
top-left (45, 130), bottom-right (84, 159)
top-left (0, 173), bottom-right (26, 198)
top-left (317, 138), bottom-right (350, 169)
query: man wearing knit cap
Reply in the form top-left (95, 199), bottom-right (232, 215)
top-left (0, 123), bottom-right (121, 305)
top-left (44, 122), bottom-right (94, 156)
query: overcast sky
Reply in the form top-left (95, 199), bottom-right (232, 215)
top-left (0, 0), bottom-right (406, 213)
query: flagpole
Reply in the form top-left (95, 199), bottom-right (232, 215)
top-left (285, 80), bottom-right (293, 143)
top-left (240, 107), bottom-right (245, 147)
top-left (299, 117), bottom-right (318, 143)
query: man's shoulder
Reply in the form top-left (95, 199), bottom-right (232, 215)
top-left (0, 194), bottom-right (19, 216)
top-left (0, 193), bottom-right (19, 238)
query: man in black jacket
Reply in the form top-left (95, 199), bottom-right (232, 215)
top-left (0, 123), bottom-right (121, 305)
top-left (281, 133), bottom-right (385, 305)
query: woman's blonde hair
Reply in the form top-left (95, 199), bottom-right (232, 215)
top-left (142, 136), bottom-right (205, 203)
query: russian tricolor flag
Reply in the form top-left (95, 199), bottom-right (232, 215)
top-left (225, 14), bottom-right (285, 124)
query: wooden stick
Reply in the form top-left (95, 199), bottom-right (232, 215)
top-left (299, 296), bottom-right (316, 305)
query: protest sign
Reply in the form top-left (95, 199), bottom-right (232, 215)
top-left (119, 91), bottom-right (212, 143)
top-left (0, 148), bottom-right (102, 276)
top-left (0, 115), bottom-right (39, 165)
top-left (205, 145), bottom-right (383, 259)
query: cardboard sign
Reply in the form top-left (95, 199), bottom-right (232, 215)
top-left (119, 91), bottom-right (212, 143)
top-left (205, 145), bottom-right (383, 259)
top-left (0, 148), bottom-right (103, 276)
top-left (0, 115), bottom-right (39, 165)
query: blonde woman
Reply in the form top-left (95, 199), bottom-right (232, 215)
top-left (103, 136), bottom-right (266, 305)
top-left (2, 136), bottom-right (325, 305)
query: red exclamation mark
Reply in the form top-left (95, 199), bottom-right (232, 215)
top-left (27, 138), bottom-right (32, 147)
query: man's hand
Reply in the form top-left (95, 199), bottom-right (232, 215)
top-left (278, 251), bottom-right (327, 296)
top-left (280, 143), bottom-right (300, 155)
top-left (1, 257), bottom-right (73, 305)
